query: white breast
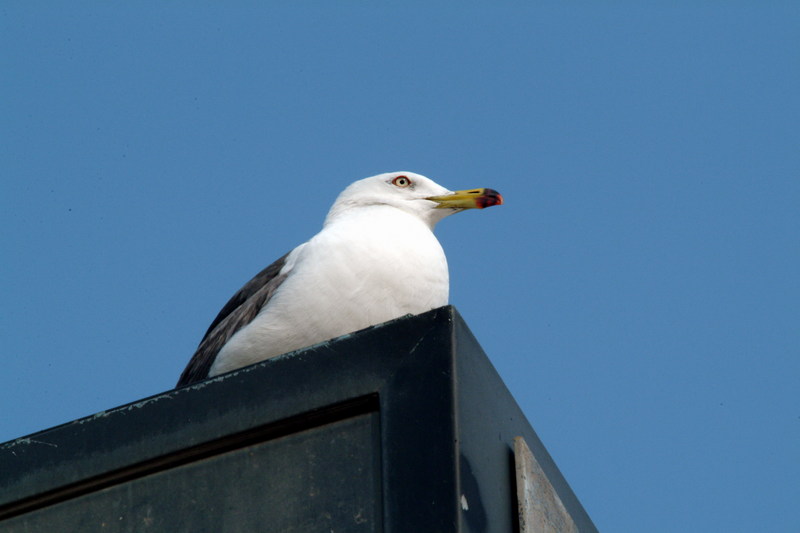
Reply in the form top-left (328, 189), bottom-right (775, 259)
top-left (209, 205), bottom-right (449, 376)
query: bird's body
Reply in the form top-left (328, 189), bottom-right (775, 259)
top-left (177, 172), bottom-right (502, 386)
top-left (210, 204), bottom-right (449, 376)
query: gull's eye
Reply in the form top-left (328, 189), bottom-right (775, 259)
top-left (392, 175), bottom-right (412, 188)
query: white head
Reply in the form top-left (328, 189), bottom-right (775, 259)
top-left (325, 171), bottom-right (503, 229)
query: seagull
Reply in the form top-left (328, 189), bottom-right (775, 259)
top-left (176, 171), bottom-right (503, 386)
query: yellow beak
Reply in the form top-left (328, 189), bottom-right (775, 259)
top-left (426, 188), bottom-right (504, 209)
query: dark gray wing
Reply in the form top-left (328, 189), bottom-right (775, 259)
top-left (176, 251), bottom-right (291, 387)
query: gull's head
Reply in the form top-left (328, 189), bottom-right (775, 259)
top-left (325, 171), bottom-right (503, 228)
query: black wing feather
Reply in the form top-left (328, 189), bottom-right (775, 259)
top-left (176, 251), bottom-right (291, 387)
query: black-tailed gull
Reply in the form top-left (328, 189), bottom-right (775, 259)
top-left (177, 171), bottom-right (503, 386)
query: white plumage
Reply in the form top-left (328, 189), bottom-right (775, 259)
top-left (177, 171), bottom-right (502, 386)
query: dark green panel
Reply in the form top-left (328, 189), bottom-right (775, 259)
top-left (0, 306), bottom-right (596, 532)
top-left (3, 413), bottom-right (380, 533)
top-left (453, 317), bottom-right (598, 533)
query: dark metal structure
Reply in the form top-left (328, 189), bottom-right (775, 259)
top-left (0, 306), bottom-right (597, 532)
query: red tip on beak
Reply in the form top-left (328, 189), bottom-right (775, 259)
top-left (476, 188), bottom-right (503, 209)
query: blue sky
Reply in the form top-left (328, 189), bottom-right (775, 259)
top-left (2, 4), bottom-right (798, 531)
